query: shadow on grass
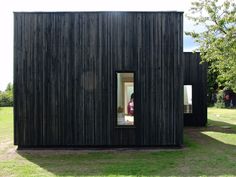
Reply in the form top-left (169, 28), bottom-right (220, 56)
top-left (17, 121), bottom-right (236, 176)
top-left (208, 119), bottom-right (236, 131)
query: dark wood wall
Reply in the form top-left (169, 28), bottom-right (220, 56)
top-left (14, 12), bottom-right (184, 147)
top-left (183, 52), bottom-right (207, 126)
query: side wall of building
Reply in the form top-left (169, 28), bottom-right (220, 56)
top-left (183, 52), bottom-right (207, 126)
top-left (14, 12), bottom-right (183, 147)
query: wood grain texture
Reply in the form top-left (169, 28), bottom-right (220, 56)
top-left (183, 52), bottom-right (207, 126)
top-left (14, 12), bottom-right (184, 147)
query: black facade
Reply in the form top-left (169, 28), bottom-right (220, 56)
top-left (14, 12), bottom-right (184, 147)
top-left (183, 52), bottom-right (207, 126)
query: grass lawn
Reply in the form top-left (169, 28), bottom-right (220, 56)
top-left (0, 107), bottom-right (236, 177)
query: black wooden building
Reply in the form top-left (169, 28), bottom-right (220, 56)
top-left (14, 11), bottom-right (205, 148)
top-left (183, 52), bottom-right (207, 126)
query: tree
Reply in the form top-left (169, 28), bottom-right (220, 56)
top-left (0, 83), bottom-right (13, 107)
top-left (186, 0), bottom-right (236, 91)
top-left (5, 83), bottom-right (13, 92)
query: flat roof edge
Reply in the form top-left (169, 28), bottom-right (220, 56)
top-left (13, 11), bottom-right (184, 14)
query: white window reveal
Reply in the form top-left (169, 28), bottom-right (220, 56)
top-left (184, 85), bottom-right (192, 113)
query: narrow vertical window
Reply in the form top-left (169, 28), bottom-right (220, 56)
top-left (184, 85), bottom-right (192, 113)
top-left (117, 72), bottom-right (134, 126)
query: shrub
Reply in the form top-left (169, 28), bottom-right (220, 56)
top-left (215, 90), bottom-right (225, 108)
top-left (0, 83), bottom-right (13, 107)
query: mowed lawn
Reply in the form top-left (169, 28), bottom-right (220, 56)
top-left (1, 107), bottom-right (236, 177)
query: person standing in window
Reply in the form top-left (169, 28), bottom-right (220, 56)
top-left (127, 93), bottom-right (134, 116)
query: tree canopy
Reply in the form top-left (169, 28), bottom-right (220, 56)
top-left (186, 0), bottom-right (236, 91)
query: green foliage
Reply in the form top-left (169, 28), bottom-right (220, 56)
top-left (186, 0), bottom-right (236, 92)
top-left (0, 83), bottom-right (13, 107)
top-left (215, 90), bottom-right (225, 108)
top-left (5, 83), bottom-right (13, 92)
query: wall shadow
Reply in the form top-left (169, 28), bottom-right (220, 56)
top-left (17, 121), bottom-right (236, 176)
top-left (208, 119), bottom-right (236, 132)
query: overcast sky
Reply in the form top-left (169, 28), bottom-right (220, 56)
top-left (0, 0), bottom-right (199, 91)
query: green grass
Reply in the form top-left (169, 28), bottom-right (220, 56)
top-left (1, 107), bottom-right (236, 176)
top-left (208, 107), bottom-right (236, 130)
top-left (0, 107), bottom-right (13, 141)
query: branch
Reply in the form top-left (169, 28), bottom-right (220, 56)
top-left (213, 19), bottom-right (227, 34)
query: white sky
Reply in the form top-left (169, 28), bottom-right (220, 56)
top-left (0, 0), bottom-right (199, 91)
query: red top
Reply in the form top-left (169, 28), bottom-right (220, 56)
top-left (127, 101), bottom-right (134, 116)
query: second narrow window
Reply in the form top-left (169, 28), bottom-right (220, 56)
top-left (184, 85), bottom-right (192, 113)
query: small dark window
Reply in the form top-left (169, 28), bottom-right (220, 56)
top-left (184, 85), bottom-right (192, 113)
top-left (116, 72), bottom-right (134, 126)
